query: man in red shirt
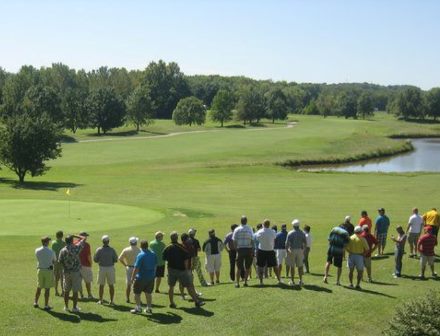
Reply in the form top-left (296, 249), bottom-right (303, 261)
top-left (359, 211), bottom-right (372, 232)
top-left (417, 226), bottom-right (438, 279)
top-left (360, 225), bottom-right (378, 282)
top-left (76, 232), bottom-right (93, 299)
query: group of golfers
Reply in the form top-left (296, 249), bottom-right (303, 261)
top-left (34, 207), bottom-right (438, 314)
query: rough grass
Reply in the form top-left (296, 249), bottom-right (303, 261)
top-left (0, 113), bottom-right (440, 336)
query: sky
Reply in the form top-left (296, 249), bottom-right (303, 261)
top-left (1, 0), bottom-right (439, 89)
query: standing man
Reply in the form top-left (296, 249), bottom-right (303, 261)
top-left (417, 226), bottom-right (438, 279)
top-left (52, 230), bottom-right (66, 296)
top-left (341, 216), bottom-right (354, 236)
top-left (94, 235), bottom-right (118, 305)
top-left (391, 226), bottom-right (407, 278)
top-left (360, 225), bottom-right (378, 282)
top-left (149, 231), bottom-right (166, 293)
top-left (324, 225), bottom-right (350, 285)
top-left (346, 226), bottom-right (370, 290)
top-left (374, 208), bottom-right (390, 256)
top-left (163, 231), bottom-right (205, 308)
top-left (188, 228), bottom-right (208, 287)
top-left (274, 224), bottom-right (288, 278)
top-left (406, 207), bottom-right (423, 257)
top-left (422, 208), bottom-right (440, 239)
top-left (359, 211), bottom-right (372, 232)
top-left (58, 234), bottom-right (86, 312)
top-left (285, 219), bottom-right (307, 286)
top-left (224, 224), bottom-right (241, 281)
top-left (34, 236), bottom-right (56, 310)
top-left (202, 229), bottom-right (224, 285)
top-left (130, 240), bottom-right (157, 314)
top-left (119, 237), bottom-right (141, 303)
top-left (77, 232), bottom-right (93, 299)
top-left (232, 215), bottom-right (254, 288)
top-left (255, 219), bottom-right (281, 285)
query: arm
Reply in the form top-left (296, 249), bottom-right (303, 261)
top-left (93, 248), bottom-right (99, 263)
top-left (131, 267), bottom-right (139, 283)
top-left (118, 251), bottom-right (127, 267)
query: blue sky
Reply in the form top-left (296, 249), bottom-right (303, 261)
top-left (1, 0), bottom-right (439, 89)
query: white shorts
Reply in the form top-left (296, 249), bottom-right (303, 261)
top-left (275, 249), bottom-right (287, 265)
top-left (126, 266), bottom-right (135, 284)
top-left (205, 254), bottom-right (222, 273)
top-left (97, 266), bottom-right (115, 286)
top-left (286, 249), bottom-right (304, 268)
top-left (80, 266), bottom-right (93, 283)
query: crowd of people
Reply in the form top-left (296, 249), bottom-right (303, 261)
top-left (33, 207), bottom-right (439, 314)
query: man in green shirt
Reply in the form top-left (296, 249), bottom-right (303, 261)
top-left (150, 231), bottom-right (166, 293)
top-left (51, 230), bottom-right (66, 296)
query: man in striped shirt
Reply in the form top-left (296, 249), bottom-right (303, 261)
top-left (232, 216), bottom-right (254, 288)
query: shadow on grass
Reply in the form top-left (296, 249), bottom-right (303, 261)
top-left (179, 306), bottom-right (214, 317)
top-left (369, 280), bottom-right (397, 286)
top-left (371, 255), bottom-right (389, 260)
top-left (186, 297), bottom-right (216, 302)
top-left (88, 130), bottom-right (139, 137)
top-left (343, 286), bottom-right (396, 298)
top-left (107, 304), bottom-right (131, 312)
top-left (303, 284), bottom-right (333, 293)
top-left (60, 134), bottom-right (77, 143)
top-left (145, 312), bottom-right (182, 324)
top-left (224, 124), bottom-right (245, 129)
top-left (73, 311), bottom-right (118, 322)
top-left (309, 272), bottom-right (325, 277)
top-left (46, 310), bottom-right (80, 323)
top-left (401, 274), bottom-right (428, 281)
top-left (0, 178), bottom-right (81, 191)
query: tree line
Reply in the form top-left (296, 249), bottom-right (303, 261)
top-left (0, 60), bottom-right (439, 182)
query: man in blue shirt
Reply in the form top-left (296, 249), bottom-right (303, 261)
top-left (375, 208), bottom-right (390, 256)
top-left (130, 240), bottom-right (157, 314)
top-left (274, 224), bottom-right (288, 277)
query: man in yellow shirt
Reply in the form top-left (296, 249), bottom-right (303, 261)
top-left (423, 208), bottom-right (440, 238)
top-left (345, 226), bottom-right (370, 290)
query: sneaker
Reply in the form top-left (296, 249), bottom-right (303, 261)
top-left (71, 307), bottom-right (81, 313)
top-left (298, 280), bottom-right (304, 287)
top-left (418, 274), bottom-right (426, 280)
top-left (169, 303), bottom-right (177, 309)
top-left (288, 280), bottom-right (295, 286)
top-left (196, 292), bottom-right (203, 297)
top-left (355, 285), bottom-right (362, 290)
top-left (97, 300), bottom-right (103, 305)
top-left (155, 289), bottom-right (160, 294)
top-left (63, 306), bottom-right (69, 312)
top-left (33, 303), bottom-right (39, 308)
top-left (234, 283), bottom-right (240, 288)
top-left (126, 299), bottom-right (130, 304)
top-left (243, 283), bottom-right (248, 287)
top-left (336, 282), bottom-right (341, 286)
top-left (195, 301), bottom-right (205, 307)
top-left (349, 284), bottom-right (354, 288)
top-left (433, 272), bottom-right (438, 277)
top-left (144, 307), bottom-right (152, 314)
top-left (130, 307), bottom-right (142, 314)
top-left (43, 306), bottom-right (52, 311)
top-left (323, 277), bottom-right (328, 284)
top-left (109, 301), bottom-right (115, 306)
top-left (88, 295), bottom-right (94, 299)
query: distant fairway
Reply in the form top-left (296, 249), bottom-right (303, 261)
top-left (1, 114), bottom-right (440, 336)
top-left (0, 200), bottom-right (164, 236)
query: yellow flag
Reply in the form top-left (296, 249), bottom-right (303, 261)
top-left (66, 188), bottom-right (71, 196)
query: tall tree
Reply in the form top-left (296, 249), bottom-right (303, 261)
top-left (22, 85), bottom-right (63, 122)
top-left (126, 85), bottom-right (155, 131)
top-left (336, 91), bottom-right (358, 119)
top-left (236, 86), bottom-right (266, 124)
top-left (142, 60), bottom-right (191, 119)
top-left (210, 89), bottom-right (235, 127)
top-left (0, 113), bottom-right (62, 183)
top-left (265, 88), bottom-right (288, 123)
top-left (357, 92), bottom-right (374, 119)
top-left (426, 87), bottom-right (440, 120)
top-left (388, 87), bottom-right (425, 120)
top-left (316, 94), bottom-right (334, 118)
top-left (87, 88), bottom-right (126, 135)
top-left (172, 96), bottom-right (206, 126)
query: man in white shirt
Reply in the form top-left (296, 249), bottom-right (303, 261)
top-left (118, 237), bottom-right (141, 303)
top-left (255, 219), bottom-right (281, 285)
top-left (232, 216), bottom-right (254, 288)
top-left (34, 236), bottom-right (56, 310)
top-left (406, 207), bottom-right (424, 257)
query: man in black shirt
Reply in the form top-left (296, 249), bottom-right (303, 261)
top-left (188, 228), bottom-right (208, 287)
top-left (163, 231), bottom-right (205, 308)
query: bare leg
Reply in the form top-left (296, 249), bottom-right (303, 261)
top-left (348, 268), bottom-right (354, 286)
top-left (134, 293), bottom-right (141, 309)
top-left (155, 277), bottom-right (162, 292)
top-left (109, 285), bottom-right (115, 303)
top-left (336, 267), bottom-right (342, 284)
top-left (209, 272), bottom-right (214, 284)
top-left (215, 271), bottom-right (220, 283)
top-left (168, 286), bottom-right (175, 306)
top-left (356, 271), bottom-right (363, 287)
top-left (324, 262), bottom-right (331, 282)
top-left (34, 287), bottom-right (41, 305)
top-left (145, 293), bottom-right (152, 308)
top-left (258, 266), bottom-right (264, 284)
top-left (44, 289), bottom-right (50, 307)
top-left (298, 267), bottom-right (304, 284)
top-left (86, 282), bottom-right (92, 297)
top-left (274, 266), bottom-right (281, 282)
top-left (290, 266), bottom-right (295, 284)
top-left (99, 285), bottom-right (104, 302)
top-left (125, 285), bottom-right (131, 302)
top-left (187, 284), bottom-right (201, 304)
top-left (63, 290), bottom-right (70, 308)
top-left (72, 291), bottom-right (78, 309)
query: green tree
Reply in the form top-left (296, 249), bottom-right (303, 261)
top-left (357, 92), bottom-right (374, 119)
top-left (172, 96), bottom-right (206, 126)
top-left (63, 88), bottom-right (89, 133)
top-left (336, 91), bottom-right (358, 119)
top-left (142, 60), bottom-right (190, 119)
top-left (22, 85), bottom-right (63, 122)
top-left (388, 87), bottom-right (425, 120)
top-left (236, 86), bottom-right (266, 124)
top-left (302, 100), bottom-right (320, 115)
top-left (426, 87), bottom-right (440, 120)
top-left (0, 113), bottom-right (62, 183)
top-left (87, 88), bottom-right (126, 135)
top-left (210, 89), bottom-right (235, 127)
top-left (316, 94), bottom-right (334, 118)
top-left (265, 88), bottom-right (288, 123)
top-left (126, 85), bottom-right (155, 131)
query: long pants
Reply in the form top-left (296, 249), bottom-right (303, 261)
top-left (228, 250), bottom-right (245, 281)
top-left (394, 248), bottom-right (404, 276)
top-left (304, 247), bottom-right (310, 272)
top-left (192, 256), bottom-right (208, 286)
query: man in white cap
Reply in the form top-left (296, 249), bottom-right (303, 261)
top-left (94, 235), bottom-right (118, 305)
top-left (345, 226), bottom-right (370, 289)
top-left (285, 219), bottom-right (307, 286)
top-left (119, 237), bottom-right (141, 303)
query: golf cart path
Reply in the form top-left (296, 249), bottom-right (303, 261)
top-left (77, 122), bottom-right (297, 143)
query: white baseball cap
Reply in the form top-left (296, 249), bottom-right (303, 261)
top-left (102, 235), bottom-right (110, 242)
top-left (292, 219), bottom-right (300, 227)
top-left (129, 237), bottom-right (138, 244)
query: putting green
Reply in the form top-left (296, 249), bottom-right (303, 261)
top-left (0, 199), bottom-right (164, 236)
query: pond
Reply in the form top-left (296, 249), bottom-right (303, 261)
top-left (318, 138), bottom-right (440, 172)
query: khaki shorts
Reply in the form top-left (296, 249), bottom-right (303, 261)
top-left (420, 254), bottom-right (435, 267)
top-left (97, 266), bottom-right (115, 286)
top-left (54, 262), bottom-right (63, 279)
top-left (80, 266), bottom-right (93, 283)
top-left (286, 249), bottom-right (304, 268)
top-left (168, 268), bottom-right (192, 287)
top-left (126, 266), bottom-right (135, 284)
top-left (205, 254), bottom-right (222, 273)
top-left (37, 269), bottom-right (54, 289)
top-left (64, 271), bottom-right (82, 292)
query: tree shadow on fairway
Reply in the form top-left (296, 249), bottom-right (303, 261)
top-left (0, 178), bottom-right (81, 191)
top-left (179, 306), bottom-right (214, 317)
top-left (303, 284), bottom-right (333, 293)
top-left (145, 312), bottom-right (182, 324)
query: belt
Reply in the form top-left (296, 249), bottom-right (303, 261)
top-left (127, 265), bottom-right (134, 267)
top-left (37, 267), bottom-right (53, 270)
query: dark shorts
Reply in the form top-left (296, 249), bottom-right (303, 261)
top-left (237, 248), bottom-right (253, 271)
top-left (167, 268), bottom-right (192, 287)
top-left (432, 226), bottom-right (439, 237)
top-left (256, 250), bottom-right (277, 268)
top-left (327, 250), bottom-right (343, 268)
top-left (156, 265), bottom-right (165, 278)
top-left (133, 278), bottom-right (154, 294)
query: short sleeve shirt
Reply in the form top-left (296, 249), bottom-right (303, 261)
top-left (408, 214), bottom-right (423, 233)
top-left (119, 246), bottom-right (141, 267)
top-left (35, 246), bottom-right (56, 269)
top-left (375, 215), bottom-right (390, 234)
top-left (163, 243), bottom-right (190, 270)
top-left (59, 242), bottom-right (84, 273)
top-left (255, 228), bottom-right (276, 251)
top-left (149, 239), bottom-right (166, 266)
top-left (134, 250), bottom-right (157, 280)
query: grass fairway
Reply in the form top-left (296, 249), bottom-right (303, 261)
top-left (1, 114), bottom-right (439, 335)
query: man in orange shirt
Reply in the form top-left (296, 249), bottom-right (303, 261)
top-left (359, 210), bottom-right (372, 232)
